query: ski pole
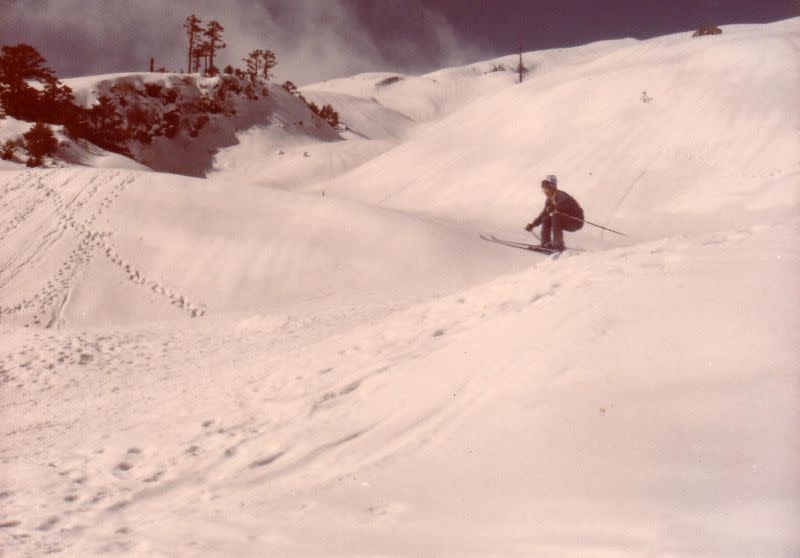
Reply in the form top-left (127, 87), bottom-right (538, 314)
top-left (556, 212), bottom-right (627, 237)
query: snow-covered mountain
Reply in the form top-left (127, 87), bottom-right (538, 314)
top-left (1, 18), bottom-right (798, 558)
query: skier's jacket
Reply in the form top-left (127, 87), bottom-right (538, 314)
top-left (531, 189), bottom-right (584, 229)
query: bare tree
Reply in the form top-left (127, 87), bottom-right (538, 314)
top-left (515, 43), bottom-right (528, 84)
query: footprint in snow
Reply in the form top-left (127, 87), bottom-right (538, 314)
top-left (365, 502), bottom-right (408, 520)
top-left (248, 451), bottom-right (284, 469)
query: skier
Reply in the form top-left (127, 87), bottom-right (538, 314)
top-left (524, 175), bottom-right (584, 251)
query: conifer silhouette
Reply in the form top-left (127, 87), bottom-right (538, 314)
top-left (23, 121), bottom-right (58, 165)
top-left (243, 50), bottom-right (264, 82)
top-left (183, 14), bottom-right (203, 74)
top-left (204, 20), bottom-right (226, 76)
top-left (0, 44), bottom-right (75, 123)
top-left (262, 50), bottom-right (277, 79)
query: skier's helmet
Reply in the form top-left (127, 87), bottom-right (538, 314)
top-left (541, 174), bottom-right (557, 189)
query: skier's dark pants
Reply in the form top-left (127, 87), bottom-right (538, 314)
top-left (541, 212), bottom-right (583, 245)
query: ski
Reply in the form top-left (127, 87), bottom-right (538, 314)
top-left (480, 234), bottom-right (559, 255)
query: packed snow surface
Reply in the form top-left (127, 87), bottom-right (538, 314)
top-left (1, 19), bottom-right (798, 557)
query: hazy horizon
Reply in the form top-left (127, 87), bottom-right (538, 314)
top-left (1, 0), bottom-right (796, 84)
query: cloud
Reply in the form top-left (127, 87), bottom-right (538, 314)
top-left (0, 0), bottom-right (488, 84)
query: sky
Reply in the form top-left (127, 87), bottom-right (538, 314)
top-left (0, 0), bottom-right (797, 84)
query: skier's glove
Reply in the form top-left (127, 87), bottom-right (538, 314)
top-left (524, 223), bottom-right (534, 232)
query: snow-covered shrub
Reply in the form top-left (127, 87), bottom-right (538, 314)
top-left (316, 104), bottom-right (339, 128)
top-left (125, 103), bottom-right (156, 144)
top-left (1, 138), bottom-right (17, 160)
top-left (161, 88), bottom-right (179, 105)
top-left (282, 81), bottom-right (338, 129)
top-left (144, 82), bottom-right (164, 98)
top-left (375, 76), bottom-right (402, 87)
top-left (282, 81), bottom-right (298, 95)
top-left (23, 121), bottom-right (58, 165)
top-left (187, 114), bottom-right (209, 137)
top-left (67, 94), bottom-right (132, 154)
top-left (160, 109), bottom-right (181, 139)
top-left (217, 75), bottom-right (242, 97)
top-left (110, 81), bottom-right (140, 103)
top-left (693, 25), bottom-right (722, 37)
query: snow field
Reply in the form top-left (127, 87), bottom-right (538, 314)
top-left (1, 17), bottom-right (799, 557)
top-left (3, 218), bottom-right (796, 556)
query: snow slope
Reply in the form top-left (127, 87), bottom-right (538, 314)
top-left (0, 117), bottom-right (148, 171)
top-left (1, 18), bottom-right (799, 558)
top-left (0, 167), bottom-right (517, 328)
top-left (302, 37), bottom-right (633, 124)
top-left (313, 20), bottom-right (799, 244)
top-left (209, 38), bottom-right (636, 190)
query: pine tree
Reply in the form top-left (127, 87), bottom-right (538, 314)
top-left (193, 40), bottom-right (211, 74)
top-left (0, 44), bottom-right (55, 87)
top-left (0, 44), bottom-right (74, 123)
top-left (40, 77), bottom-right (75, 122)
top-left (0, 43), bottom-right (55, 120)
top-left (1, 139), bottom-right (16, 160)
top-left (262, 50), bottom-right (277, 80)
top-left (80, 95), bottom-right (131, 153)
top-left (243, 50), bottom-right (264, 82)
top-left (204, 20), bottom-right (226, 75)
top-left (184, 14), bottom-right (203, 74)
top-left (23, 121), bottom-right (58, 165)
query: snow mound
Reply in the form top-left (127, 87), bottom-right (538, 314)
top-left (0, 167), bottom-right (519, 328)
top-left (66, 73), bottom-right (341, 177)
